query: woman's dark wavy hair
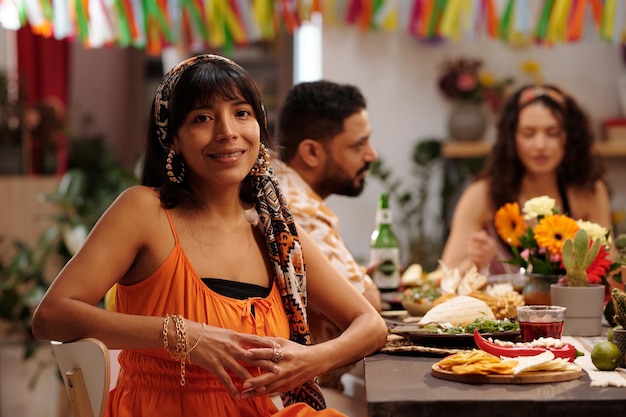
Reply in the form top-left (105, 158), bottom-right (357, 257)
top-left (141, 58), bottom-right (272, 209)
top-left (479, 83), bottom-right (605, 210)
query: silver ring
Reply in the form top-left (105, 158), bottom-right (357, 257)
top-left (271, 347), bottom-right (283, 363)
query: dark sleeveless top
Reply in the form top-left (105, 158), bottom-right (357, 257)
top-left (201, 278), bottom-right (271, 299)
top-left (558, 181), bottom-right (571, 215)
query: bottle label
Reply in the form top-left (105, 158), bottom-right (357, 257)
top-left (375, 209), bottom-right (392, 225)
top-left (370, 247), bottom-right (400, 290)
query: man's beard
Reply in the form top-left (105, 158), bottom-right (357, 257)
top-left (317, 160), bottom-right (370, 197)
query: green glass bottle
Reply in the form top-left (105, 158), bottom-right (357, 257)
top-left (370, 192), bottom-right (400, 292)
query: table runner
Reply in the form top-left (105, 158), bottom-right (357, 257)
top-left (565, 336), bottom-right (626, 387)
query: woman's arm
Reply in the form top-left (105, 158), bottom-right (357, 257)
top-left (242, 224), bottom-right (388, 395)
top-left (32, 186), bottom-right (167, 348)
top-left (440, 180), bottom-right (496, 272)
top-left (298, 224), bottom-right (387, 361)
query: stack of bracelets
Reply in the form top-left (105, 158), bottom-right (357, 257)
top-left (162, 314), bottom-right (207, 385)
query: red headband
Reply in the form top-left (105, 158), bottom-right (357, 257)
top-left (518, 86), bottom-right (565, 108)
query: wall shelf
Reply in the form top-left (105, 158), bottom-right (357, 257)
top-left (441, 140), bottom-right (626, 159)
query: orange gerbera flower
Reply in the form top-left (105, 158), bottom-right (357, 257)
top-left (494, 202), bottom-right (526, 246)
top-left (533, 215), bottom-right (579, 255)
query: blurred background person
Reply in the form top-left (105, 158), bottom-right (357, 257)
top-left (441, 84), bottom-right (611, 275)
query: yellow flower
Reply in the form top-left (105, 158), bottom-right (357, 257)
top-left (519, 60), bottom-right (543, 84)
top-left (520, 59), bottom-right (541, 75)
top-left (494, 202), bottom-right (526, 246)
top-left (534, 215), bottom-right (579, 255)
top-left (478, 71), bottom-right (496, 87)
top-left (522, 196), bottom-right (555, 220)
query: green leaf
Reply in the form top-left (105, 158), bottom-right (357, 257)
top-left (573, 229), bottom-right (589, 269)
top-left (562, 238), bottom-right (573, 270)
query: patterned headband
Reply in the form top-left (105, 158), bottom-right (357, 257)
top-left (518, 86), bottom-right (566, 109)
top-left (153, 54), bottom-right (242, 150)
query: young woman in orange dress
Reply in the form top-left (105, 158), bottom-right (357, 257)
top-left (32, 54), bottom-right (387, 417)
top-left (440, 84), bottom-right (612, 275)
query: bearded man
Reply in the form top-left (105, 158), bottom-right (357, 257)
top-left (273, 80), bottom-right (381, 390)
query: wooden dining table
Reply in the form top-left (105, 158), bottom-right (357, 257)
top-left (364, 352), bottom-right (626, 417)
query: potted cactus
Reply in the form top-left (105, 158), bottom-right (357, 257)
top-left (561, 229), bottom-right (601, 287)
top-left (609, 288), bottom-right (626, 367)
top-left (550, 229), bottom-right (606, 336)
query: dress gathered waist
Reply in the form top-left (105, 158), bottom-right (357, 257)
top-left (117, 349), bottom-right (260, 392)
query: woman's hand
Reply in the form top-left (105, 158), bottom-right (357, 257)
top-left (187, 323), bottom-right (281, 398)
top-left (240, 338), bottom-right (321, 398)
top-left (466, 230), bottom-right (496, 271)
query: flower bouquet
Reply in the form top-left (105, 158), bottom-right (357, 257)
top-left (494, 196), bottom-right (616, 286)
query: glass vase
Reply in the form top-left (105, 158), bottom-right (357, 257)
top-left (522, 273), bottom-right (561, 305)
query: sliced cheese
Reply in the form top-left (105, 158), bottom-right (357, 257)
top-left (510, 350), bottom-right (555, 374)
top-left (418, 295), bottom-right (495, 326)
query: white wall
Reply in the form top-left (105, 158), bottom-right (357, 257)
top-left (320, 25), bottom-right (626, 267)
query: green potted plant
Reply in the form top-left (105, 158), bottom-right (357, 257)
top-left (0, 137), bottom-right (137, 386)
top-left (561, 229), bottom-right (601, 287)
top-left (608, 288), bottom-right (626, 367)
top-left (550, 229), bottom-right (608, 336)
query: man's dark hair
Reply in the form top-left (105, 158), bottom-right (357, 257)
top-left (277, 80), bottom-right (366, 162)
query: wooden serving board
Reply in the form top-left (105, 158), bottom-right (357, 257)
top-left (431, 364), bottom-right (583, 384)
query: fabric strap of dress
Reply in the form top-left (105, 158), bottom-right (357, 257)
top-left (253, 170), bottom-right (327, 410)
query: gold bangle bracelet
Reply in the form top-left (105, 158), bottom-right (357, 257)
top-left (162, 314), bottom-right (171, 352)
top-left (187, 323), bottom-right (207, 364)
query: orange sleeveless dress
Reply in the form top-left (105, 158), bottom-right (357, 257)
top-left (106, 210), bottom-right (345, 417)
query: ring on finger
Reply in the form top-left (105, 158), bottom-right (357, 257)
top-left (271, 347), bottom-right (283, 363)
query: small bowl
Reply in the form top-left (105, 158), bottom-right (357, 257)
top-left (401, 298), bottom-right (435, 317)
top-left (487, 273), bottom-right (528, 293)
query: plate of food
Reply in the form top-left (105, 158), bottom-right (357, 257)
top-left (405, 330), bottom-right (521, 349)
top-left (390, 318), bottom-right (520, 349)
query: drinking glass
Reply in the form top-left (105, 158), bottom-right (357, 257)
top-left (516, 305), bottom-right (566, 342)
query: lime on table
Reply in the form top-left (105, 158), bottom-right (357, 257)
top-left (591, 341), bottom-right (623, 371)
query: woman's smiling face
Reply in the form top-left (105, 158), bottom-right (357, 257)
top-left (515, 102), bottom-right (566, 176)
top-left (174, 94), bottom-right (261, 187)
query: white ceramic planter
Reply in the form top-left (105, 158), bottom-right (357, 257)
top-left (550, 284), bottom-right (605, 336)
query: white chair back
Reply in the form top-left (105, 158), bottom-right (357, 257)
top-left (51, 338), bottom-right (110, 417)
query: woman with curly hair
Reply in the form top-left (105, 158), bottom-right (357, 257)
top-left (440, 84), bottom-right (611, 274)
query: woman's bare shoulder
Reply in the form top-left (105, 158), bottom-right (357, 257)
top-left (98, 185), bottom-right (164, 226)
top-left (569, 180), bottom-right (609, 201)
top-left (569, 180), bottom-right (611, 225)
top-left (450, 179), bottom-right (493, 225)
top-left (457, 179), bottom-right (491, 209)
top-left (112, 185), bottom-right (161, 209)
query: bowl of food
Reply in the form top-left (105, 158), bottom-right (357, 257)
top-left (401, 282), bottom-right (442, 317)
top-left (487, 273), bottom-right (527, 293)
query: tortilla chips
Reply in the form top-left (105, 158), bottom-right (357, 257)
top-left (436, 349), bottom-right (579, 376)
top-left (437, 350), bottom-right (517, 375)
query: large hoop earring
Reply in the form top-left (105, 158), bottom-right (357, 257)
top-left (166, 149), bottom-right (185, 183)
top-left (250, 143), bottom-right (270, 176)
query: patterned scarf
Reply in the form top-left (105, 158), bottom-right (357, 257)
top-left (252, 169), bottom-right (326, 410)
top-left (155, 54), bottom-right (326, 410)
